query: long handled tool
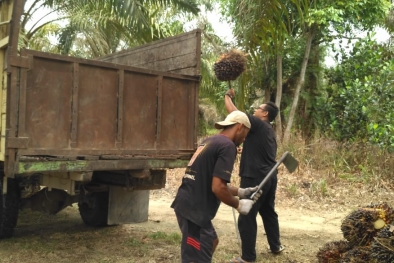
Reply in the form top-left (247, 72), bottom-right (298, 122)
top-left (232, 151), bottom-right (298, 251)
top-left (250, 151), bottom-right (298, 200)
top-left (232, 206), bottom-right (242, 251)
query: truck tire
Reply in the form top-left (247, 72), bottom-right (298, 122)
top-left (0, 177), bottom-right (20, 239)
top-left (78, 191), bottom-right (109, 227)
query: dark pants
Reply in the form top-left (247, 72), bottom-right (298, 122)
top-left (175, 211), bottom-right (218, 263)
top-left (238, 172), bottom-right (280, 262)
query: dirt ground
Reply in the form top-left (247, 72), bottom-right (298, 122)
top-left (147, 168), bottom-right (393, 263)
top-left (0, 167), bottom-right (393, 263)
top-left (145, 194), bottom-right (345, 263)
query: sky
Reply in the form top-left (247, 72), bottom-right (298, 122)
top-left (183, 3), bottom-right (235, 43)
top-left (206, 9), bottom-right (234, 42)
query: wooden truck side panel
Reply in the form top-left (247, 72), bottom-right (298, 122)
top-left (16, 50), bottom-right (197, 152)
top-left (98, 29), bottom-right (201, 76)
top-left (1, 0), bottom-right (201, 177)
top-left (8, 49), bottom-right (199, 175)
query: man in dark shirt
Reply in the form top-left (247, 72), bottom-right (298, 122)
top-left (171, 110), bottom-right (262, 263)
top-left (224, 89), bottom-right (283, 263)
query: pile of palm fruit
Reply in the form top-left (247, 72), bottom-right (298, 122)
top-left (316, 202), bottom-right (394, 263)
top-left (213, 49), bottom-right (247, 81)
top-left (316, 240), bottom-right (352, 262)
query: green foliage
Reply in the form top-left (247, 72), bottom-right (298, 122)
top-left (220, 0), bottom-right (307, 50)
top-left (21, 0), bottom-right (201, 57)
top-left (148, 231), bottom-right (181, 244)
top-left (307, 7), bottom-right (343, 26)
top-left (310, 179), bottom-right (328, 197)
top-left (125, 237), bottom-right (144, 247)
top-left (322, 36), bottom-right (394, 149)
top-left (279, 136), bottom-right (394, 199)
top-left (286, 183), bottom-right (298, 197)
top-left (20, 23), bottom-right (62, 52)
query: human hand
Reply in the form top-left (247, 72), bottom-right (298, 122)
top-left (250, 189), bottom-right (262, 203)
top-left (238, 186), bottom-right (259, 199)
top-left (225, 88), bottom-right (235, 98)
top-left (236, 199), bottom-right (254, 215)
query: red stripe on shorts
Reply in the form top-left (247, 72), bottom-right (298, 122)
top-left (186, 236), bottom-right (201, 250)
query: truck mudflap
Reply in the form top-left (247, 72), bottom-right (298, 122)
top-left (107, 186), bottom-right (150, 224)
top-left (0, 176), bottom-right (19, 238)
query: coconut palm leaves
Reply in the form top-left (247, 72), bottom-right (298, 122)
top-left (58, 0), bottom-right (199, 56)
top-left (22, 0), bottom-right (200, 57)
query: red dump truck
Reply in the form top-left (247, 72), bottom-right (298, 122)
top-left (0, 0), bottom-right (200, 238)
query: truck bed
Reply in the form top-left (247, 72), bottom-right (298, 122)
top-left (0, 0), bottom-right (201, 176)
top-left (6, 48), bottom-right (199, 175)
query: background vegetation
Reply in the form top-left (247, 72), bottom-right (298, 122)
top-left (21, 0), bottom-right (394, 186)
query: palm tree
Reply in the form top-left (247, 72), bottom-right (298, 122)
top-left (221, 0), bottom-right (308, 141)
top-left (21, 0), bottom-right (201, 57)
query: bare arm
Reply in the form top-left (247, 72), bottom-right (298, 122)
top-left (224, 89), bottom-right (238, 113)
top-left (228, 185), bottom-right (239, 196)
top-left (212, 176), bottom-right (239, 208)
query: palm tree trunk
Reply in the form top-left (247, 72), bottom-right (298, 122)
top-left (275, 54), bottom-right (283, 143)
top-left (302, 40), bottom-right (320, 142)
top-left (283, 24), bottom-right (316, 144)
top-left (264, 87), bottom-right (270, 102)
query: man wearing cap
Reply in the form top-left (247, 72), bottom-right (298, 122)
top-left (171, 110), bottom-right (262, 263)
top-left (224, 89), bottom-right (283, 263)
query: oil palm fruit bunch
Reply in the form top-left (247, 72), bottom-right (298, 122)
top-left (338, 246), bottom-right (371, 263)
top-left (316, 240), bottom-right (352, 263)
top-left (364, 202), bottom-right (394, 225)
top-left (370, 225), bottom-right (394, 263)
top-left (341, 203), bottom-right (393, 246)
top-left (213, 49), bottom-right (247, 81)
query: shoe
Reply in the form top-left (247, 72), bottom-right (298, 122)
top-left (229, 256), bottom-right (253, 263)
top-left (269, 245), bottom-right (285, 254)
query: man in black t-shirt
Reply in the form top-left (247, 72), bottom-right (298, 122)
top-left (224, 89), bottom-right (283, 263)
top-left (171, 110), bottom-right (262, 263)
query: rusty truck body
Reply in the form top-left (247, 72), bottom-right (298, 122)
top-left (0, 0), bottom-right (200, 238)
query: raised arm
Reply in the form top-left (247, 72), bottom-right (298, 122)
top-left (224, 88), bottom-right (238, 113)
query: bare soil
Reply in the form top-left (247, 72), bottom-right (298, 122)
top-left (0, 167), bottom-right (393, 263)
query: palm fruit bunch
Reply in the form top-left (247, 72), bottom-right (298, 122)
top-left (213, 49), bottom-right (247, 81)
top-left (316, 240), bottom-right (352, 263)
top-left (370, 225), bottom-right (394, 263)
top-left (338, 246), bottom-right (371, 263)
top-left (364, 202), bottom-right (394, 225)
top-left (341, 203), bottom-right (393, 247)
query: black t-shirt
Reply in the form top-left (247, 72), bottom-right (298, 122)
top-left (171, 134), bottom-right (237, 227)
top-left (239, 115), bottom-right (277, 178)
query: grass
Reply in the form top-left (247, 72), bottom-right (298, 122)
top-left (285, 183), bottom-right (298, 197)
top-left (278, 135), bottom-right (394, 200)
top-left (0, 209), bottom-right (183, 263)
top-left (310, 179), bottom-right (328, 198)
top-left (124, 237), bottom-right (144, 247)
top-left (148, 231), bottom-right (181, 245)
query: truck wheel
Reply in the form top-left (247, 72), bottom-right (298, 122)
top-left (0, 177), bottom-right (20, 239)
top-left (78, 191), bottom-right (109, 227)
